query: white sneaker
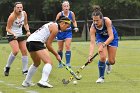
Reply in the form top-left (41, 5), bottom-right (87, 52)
top-left (96, 77), bottom-right (104, 83)
top-left (37, 80), bottom-right (53, 88)
top-left (22, 80), bottom-right (35, 87)
top-left (106, 64), bottom-right (112, 74)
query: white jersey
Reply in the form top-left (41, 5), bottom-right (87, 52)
top-left (27, 22), bottom-right (57, 43)
top-left (7, 11), bottom-right (25, 36)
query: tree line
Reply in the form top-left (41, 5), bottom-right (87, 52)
top-left (0, 0), bottom-right (140, 22)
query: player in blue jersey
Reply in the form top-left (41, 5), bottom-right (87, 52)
top-left (56, 1), bottom-right (78, 68)
top-left (88, 5), bottom-right (118, 83)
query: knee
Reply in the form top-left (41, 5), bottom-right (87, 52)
top-left (108, 60), bottom-right (115, 65)
top-left (65, 45), bottom-right (70, 51)
top-left (58, 46), bottom-right (63, 52)
top-left (33, 62), bottom-right (41, 67)
top-left (21, 49), bottom-right (28, 55)
top-left (58, 50), bottom-right (63, 52)
top-left (47, 60), bottom-right (53, 65)
top-left (13, 50), bottom-right (19, 55)
top-left (49, 62), bottom-right (53, 65)
top-left (100, 56), bottom-right (106, 62)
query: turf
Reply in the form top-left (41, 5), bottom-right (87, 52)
top-left (0, 40), bottom-right (140, 93)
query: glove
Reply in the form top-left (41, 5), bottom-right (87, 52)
top-left (73, 27), bottom-right (79, 32)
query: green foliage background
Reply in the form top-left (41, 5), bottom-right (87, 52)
top-left (0, 0), bottom-right (140, 22)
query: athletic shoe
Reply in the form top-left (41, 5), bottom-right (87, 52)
top-left (96, 77), bottom-right (104, 83)
top-left (106, 64), bottom-right (112, 74)
top-left (47, 79), bottom-right (50, 83)
top-left (37, 80), bottom-right (53, 88)
top-left (58, 63), bottom-right (63, 68)
top-left (66, 63), bottom-right (71, 68)
top-left (22, 80), bottom-right (35, 87)
top-left (22, 70), bottom-right (28, 75)
top-left (4, 67), bottom-right (10, 76)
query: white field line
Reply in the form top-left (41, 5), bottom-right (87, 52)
top-left (0, 80), bottom-right (39, 93)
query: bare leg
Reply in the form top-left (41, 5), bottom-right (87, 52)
top-left (19, 40), bottom-right (28, 74)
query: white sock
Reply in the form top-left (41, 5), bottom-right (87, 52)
top-left (22, 56), bottom-right (28, 72)
top-left (6, 52), bottom-right (15, 67)
top-left (25, 64), bottom-right (37, 83)
top-left (40, 63), bottom-right (52, 82)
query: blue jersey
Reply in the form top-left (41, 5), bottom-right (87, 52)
top-left (56, 11), bottom-right (73, 40)
top-left (93, 18), bottom-right (119, 47)
top-left (61, 11), bottom-right (73, 31)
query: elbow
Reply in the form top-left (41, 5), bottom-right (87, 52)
top-left (110, 35), bottom-right (114, 41)
top-left (112, 35), bottom-right (114, 40)
top-left (6, 27), bottom-right (8, 32)
top-left (24, 24), bottom-right (28, 28)
top-left (6, 27), bottom-right (10, 32)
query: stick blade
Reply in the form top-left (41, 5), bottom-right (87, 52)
top-left (62, 79), bottom-right (69, 84)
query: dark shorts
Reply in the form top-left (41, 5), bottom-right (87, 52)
top-left (26, 41), bottom-right (46, 52)
top-left (7, 35), bottom-right (26, 43)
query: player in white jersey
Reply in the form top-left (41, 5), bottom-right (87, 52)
top-left (4, 2), bottom-right (31, 76)
top-left (22, 16), bottom-right (71, 88)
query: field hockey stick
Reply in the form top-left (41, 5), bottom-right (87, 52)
top-left (1, 35), bottom-right (27, 40)
top-left (62, 52), bottom-right (98, 84)
top-left (16, 35), bottom-right (28, 41)
top-left (60, 60), bottom-right (81, 80)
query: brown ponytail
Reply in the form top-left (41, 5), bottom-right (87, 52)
top-left (92, 5), bottom-right (103, 19)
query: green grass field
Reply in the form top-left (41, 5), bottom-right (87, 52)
top-left (0, 40), bottom-right (140, 93)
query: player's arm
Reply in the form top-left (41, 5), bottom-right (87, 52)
top-left (71, 12), bottom-right (78, 32)
top-left (46, 23), bottom-right (59, 57)
top-left (71, 12), bottom-right (77, 28)
top-left (6, 14), bottom-right (16, 36)
top-left (89, 23), bottom-right (96, 57)
top-left (104, 17), bottom-right (114, 45)
top-left (55, 12), bottom-right (61, 21)
top-left (23, 11), bottom-right (30, 36)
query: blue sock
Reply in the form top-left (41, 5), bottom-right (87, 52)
top-left (106, 60), bottom-right (110, 65)
top-left (65, 51), bottom-right (71, 64)
top-left (58, 51), bottom-right (63, 64)
top-left (98, 60), bottom-right (106, 78)
top-left (58, 51), bottom-right (63, 59)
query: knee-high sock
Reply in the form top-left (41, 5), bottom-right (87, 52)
top-left (6, 52), bottom-right (15, 67)
top-left (58, 51), bottom-right (63, 59)
top-left (22, 56), bottom-right (28, 72)
top-left (25, 64), bottom-right (37, 83)
top-left (98, 60), bottom-right (106, 78)
top-left (40, 63), bottom-right (52, 82)
top-left (65, 51), bottom-right (71, 64)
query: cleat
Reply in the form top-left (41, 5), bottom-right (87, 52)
top-left (4, 67), bottom-right (10, 76)
top-left (66, 63), bottom-right (71, 68)
top-left (58, 63), bottom-right (63, 68)
top-left (37, 80), bottom-right (53, 88)
top-left (96, 77), bottom-right (104, 83)
top-left (106, 64), bottom-right (112, 74)
top-left (22, 70), bottom-right (28, 75)
top-left (47, 79), bottom-right (50, 83)
top-left (22, 80), bottom-right (35, 87)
